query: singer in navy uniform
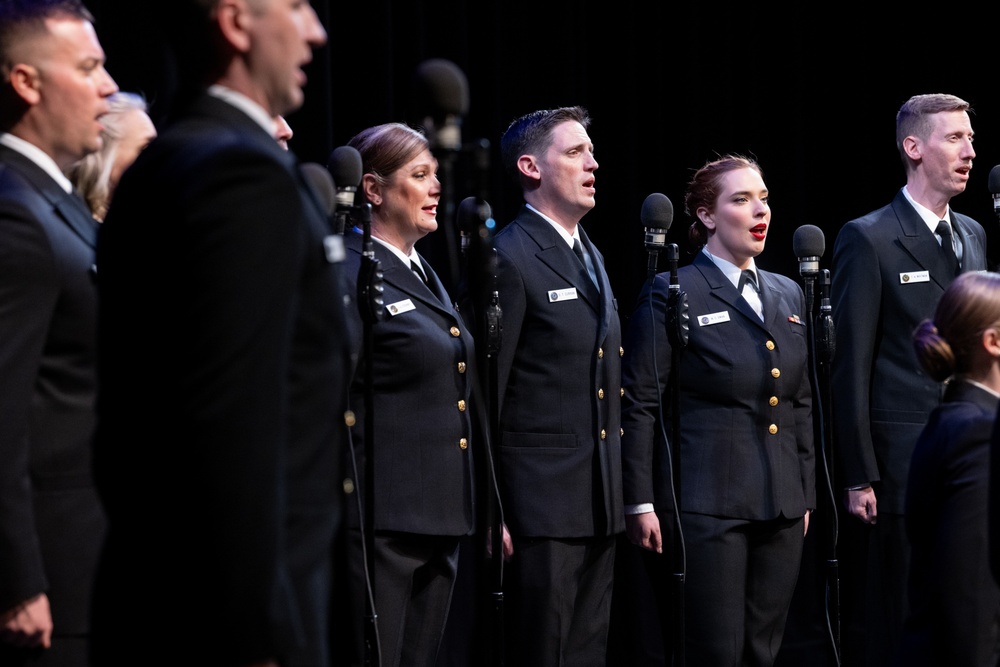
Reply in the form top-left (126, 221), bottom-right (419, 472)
top-left (898, 271), bottom-right (1000, 667)
top-left (338, 122), bottom-right (479, 667)
top-left (492, 106), bottom-right (624, 667)
top-left (89, 2), bottom-right (352, 666)
top-left (0, 3), bottom-right (118, 664)
top-left (830, 93), bottom-right (988, 667)
top-left (621, 155), bottom-right (814, 667)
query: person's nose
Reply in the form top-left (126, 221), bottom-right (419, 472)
top-left (963, 137), bottom-right (976, 161)
top-left (99, 66), bottom-right (118, 97)
top-left (306, 5), bottom-right (328, 47)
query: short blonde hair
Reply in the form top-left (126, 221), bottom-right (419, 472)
top-left (68, 91), bottom-right (149, 220)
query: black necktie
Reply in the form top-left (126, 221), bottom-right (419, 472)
top-left (738, 269), bottom-right (763, 320)
top-left (936, 220), bottom-right (959, 274)
top-left (738, 269), bottom-right (759, 294)
top-left (410, 259), bottom-right (427, 283)
top-left (573, 238), bottom-right (598, 287)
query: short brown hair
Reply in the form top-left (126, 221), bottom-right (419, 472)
top-left (895, 93), bottom-right (970, 160)
top-left (913, 271), bottom-right (1000, 381)
top-left (500, 106), bottom-right (590, 185)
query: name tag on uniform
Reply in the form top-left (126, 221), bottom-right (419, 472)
top-left (899, 270), bottom-right (929, 284)
top-left (385, 299), bottom-right (416, 316)
top-left (323, 235), bottom-right (345, 263)
top-left (697, 310), bottom-right (731, 326)
top-left (548, 287), bottom-right (578, 302)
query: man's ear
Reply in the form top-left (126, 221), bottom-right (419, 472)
top-left (8, 63), bottom-right (41, 106)
top-left (216, 0), bottom-right (253, 53)
top-left (902, 135), bottom-right (922, 162)
top-left (517, 155), bottom-right (540, 183)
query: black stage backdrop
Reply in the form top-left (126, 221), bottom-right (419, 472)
top-left (88, 2), bottom-right (1000, 665)
top-left (90, 1), bottom-right (1000, 320)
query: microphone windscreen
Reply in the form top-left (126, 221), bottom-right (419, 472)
top-left (301, 162), bottom-right (336, 216)
top-left (989, 165), bottom-right (1000, 194)
top-left (792, 224), bottom-right (825, 258)
top-left (411, 58), bottom-right (470, 118)
top-left (327, 145), bottom-right (363, 189)
top-left (640, 193), bottom-right (674, 230)
top-left (457, 196), bottom-right (491, 233)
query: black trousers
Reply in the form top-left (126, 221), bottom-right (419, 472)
top-left (683, 512), bottom-right (804, 667)
top-left (504, 535), bottom-right (616, 667)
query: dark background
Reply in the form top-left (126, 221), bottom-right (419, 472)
top-left (86, 2), bottom-right (1000, 664)
top-left (90, 1), bottom-right (1000, 322)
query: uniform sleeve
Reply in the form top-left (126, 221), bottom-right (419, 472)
top-left (0, 194), bottom-right (57, 611)
top-left (791, 282), bottom-right (816, 508)
top-left (830, 220), bottom-right (883, 487)
top-left (620, 273), bottom-right (673, 506)
top-left (493, 243), bottom-right (527, 415)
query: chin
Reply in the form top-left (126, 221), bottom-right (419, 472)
top-left (275, 90), bottom-right (304, 117)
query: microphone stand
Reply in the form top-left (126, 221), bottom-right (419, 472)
top-left (355, 203), bottom-right (384, 667)
top-left (461, 194), bottom-right (505, 667)
top-left (815, 269), bottom-right (840, 664)
top-left (486, 258), bottom-right (504, 667)
top-left (665, 243), bottom-right (688, 667)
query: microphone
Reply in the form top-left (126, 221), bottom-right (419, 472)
top-left (300, 162), bottom-right (336, 218)
top-left (641, 193), bottom-right (674, 252)
top-left (989, 164), bottom-right (1000, 219)
top-left (792, 224), bottom-right (825, 279)
top-left (793, 224), bottom-right (825, 318)
top-left (638, 193), bottom-right (686, 348)
top-left (327, 145), bottom-right (363, 234)
top-left (640, 193), bottom-right (674, 281)
top-left (411, 58), bottom-right (469, 152)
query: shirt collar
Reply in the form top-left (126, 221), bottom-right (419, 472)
top-left (371, 234), bottom-right (424, 270)
top-left (526, 202), bottom-right (579, 248)
top-left (0, 132), bottom-right (73, 193)
top-left (961, 378), bottom-right (1000, 399)
top-left (902, 185), bottom-right (952, 235)
top-left (702, 247), bottom-right (758, 289)
top-left (207, 85), bottom-right (276, 138)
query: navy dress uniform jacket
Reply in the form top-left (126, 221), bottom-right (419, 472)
top-left (91, 93), bottom-right (353, 666)
top-left (831, 188), bottom-right (988, 513)
top-left (900, 380), bottom-right (1000, 667)
top-left (341, 230), bottom-right (477, 536)
top-left (493, 206), bottom-right (624, 539)
top-left (621, 251), bottom-right (815, 520)
top-left (0, 145), bottom-right (105, 653)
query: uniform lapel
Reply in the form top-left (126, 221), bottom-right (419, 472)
top-left (520, 209), bottom-right (600, 311)
top-left (892, 191), bottom-right (953, 289)
top-left (694, 253), bottom-right (762, 326)
top-left (0, 145), bottom-right (98, 248)
top-left (578, 226), bottom-right (610, 334)
top-left (380, 246), bottom-right (454, 315)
